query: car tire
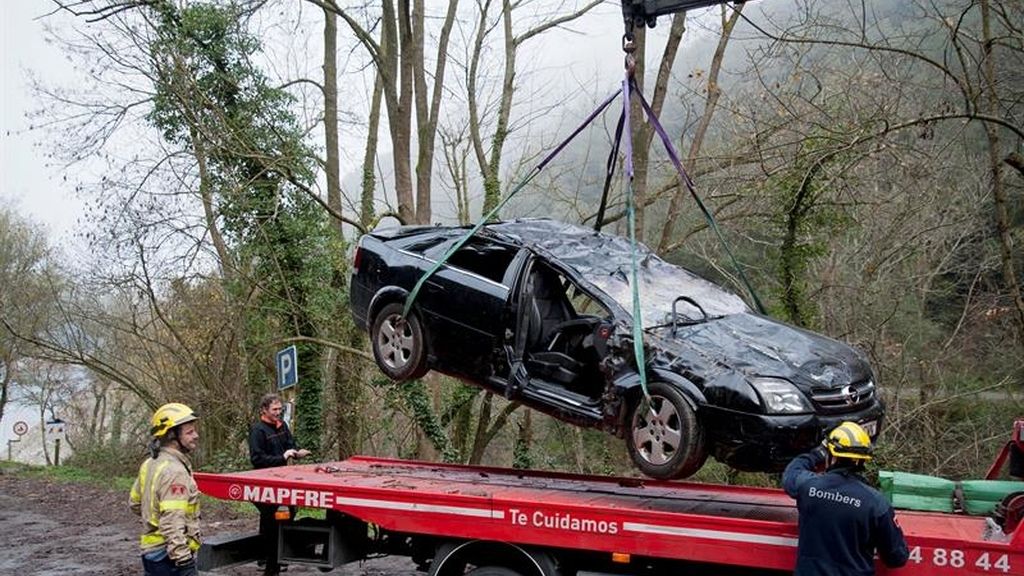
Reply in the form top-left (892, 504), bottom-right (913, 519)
top-left (371, 302), bottom-right (428, 381)
top-left (627, 380), bottom-right (707, 479)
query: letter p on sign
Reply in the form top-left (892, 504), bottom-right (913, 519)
top-left (277, 345), bottom-right (298, 390)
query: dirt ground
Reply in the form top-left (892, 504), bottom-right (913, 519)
top-left (0, 468), bottom-right (419, 576)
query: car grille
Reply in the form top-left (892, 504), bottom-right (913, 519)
top-left (810, 380), bottom-right (876, 413)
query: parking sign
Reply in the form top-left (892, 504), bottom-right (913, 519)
top-left (276, 345), bottom-right (298, 390)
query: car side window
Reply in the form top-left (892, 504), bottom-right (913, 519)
top-left (445, 238), bottom-right (518, 285)
top-left (568, 281), bottom-right (610, 318)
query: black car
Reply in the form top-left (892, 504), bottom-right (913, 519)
top-left (350, 219), bottom-right (884, 479)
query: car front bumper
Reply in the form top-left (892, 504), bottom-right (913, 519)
top-left (702, 401), bottom-right (885, 472)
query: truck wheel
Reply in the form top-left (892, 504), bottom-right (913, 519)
top-left (467, 568), bottom-right (523, 576)
top-left (627, 381), bottom-right (707, 479)
top-left (371, 302), bottom-right (428, 381)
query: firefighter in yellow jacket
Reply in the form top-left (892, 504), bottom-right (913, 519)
top-left (130, 403), bottom-right (202, 576)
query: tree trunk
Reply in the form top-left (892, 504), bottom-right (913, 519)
top-left (470, 0), bottom-right (602, 217)
top-left (657, 6), bottom-right (742, 253)
top-left (629, 25), bottom-right (648, 243)
top-left (980, 0), bottom-right (1024, 344)
top-left (361, 73), bottom-right (383, 228)
top-left (513, 409), bottom-right (532, 469)
top-left (779, 162), bottom-right (823, 327)
top-left (323, 6), bottom-right (342, 237)
top-left (381, 0), bottom-right (415, 224)
top-left (412, 0), bottom-right (458, 225)
top-left (480, 0), bottom-right (516, 216)
top-left (0, 359), bottom-right (9, 426)
top-left (39, 406), bottom-right (51, 466)
top-left (467, 392), bottom-right (493, 465)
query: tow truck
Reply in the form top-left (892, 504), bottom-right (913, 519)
top-left (195, 448), bottom-right (1023, 575)
top-left (194, 423), bottom-right (1024, 576)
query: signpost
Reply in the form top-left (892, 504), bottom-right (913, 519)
top-left (8, 421), bottom-right (28, 461)
top-left (276, 345), bottom-right (298, 391)
top-left (45, 418), bottom-right (66, 466)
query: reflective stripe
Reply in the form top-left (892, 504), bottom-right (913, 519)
top-left (159, 500), bottom-right (190, 511)
top-left (137, 459), bottom-right (151, 501)
top-left (140, 532), bottom-right (200, 550)
top-left (147, 461), bottom-right (171, 525)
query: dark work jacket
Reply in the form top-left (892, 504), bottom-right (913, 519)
top-left (783, 450), bottom-right (909, 576)
top-left (248, 419), bottom-right (296, 469)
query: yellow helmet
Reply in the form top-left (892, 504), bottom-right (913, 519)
top-left (151, 403), bottom-right (198, 439)
top-left (826, 421), bottom-right (873, 461)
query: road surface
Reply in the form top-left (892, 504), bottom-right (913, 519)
top-left (0, 466), bottom-right (418, 575)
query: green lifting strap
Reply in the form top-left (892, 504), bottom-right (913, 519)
top-left (400, 87), bottom-right (623, 319)
top-left (620, 75), bottom-right (653, 407)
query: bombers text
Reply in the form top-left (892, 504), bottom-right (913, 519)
top-left (807, 486), bottom-right (862, 508)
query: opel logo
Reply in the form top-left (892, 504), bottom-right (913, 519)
top-left (841, 385), bottom-right (859, 406)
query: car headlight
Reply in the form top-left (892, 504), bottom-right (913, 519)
top-left (750, 377), bottom-right (813, 414)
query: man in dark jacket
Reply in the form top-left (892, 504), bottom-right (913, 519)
top-left (783, 421), bottom-right (909, 576)
top-left (249, 393), bottom-right (310, 576)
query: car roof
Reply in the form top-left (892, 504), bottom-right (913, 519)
top-left (369, 218), bottom-right (749, 316)
top-left (484, 218), bottom-right (651, 277)
top-left (370, 218), bottom-right (665, 276)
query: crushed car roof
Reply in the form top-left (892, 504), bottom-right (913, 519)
top-left (485, 219), bottom-right (750, 321)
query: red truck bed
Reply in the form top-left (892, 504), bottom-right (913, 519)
top-left (196, 456), bottom-right (1023, 575)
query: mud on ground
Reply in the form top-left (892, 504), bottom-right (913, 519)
top-left (0, 467), bottom-right (418, 576)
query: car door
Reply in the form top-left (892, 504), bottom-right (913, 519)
top-left (416, 237), bottom-right (522, 380)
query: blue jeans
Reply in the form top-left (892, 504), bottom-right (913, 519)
top-left (141, 548), bottom-right (198, 576)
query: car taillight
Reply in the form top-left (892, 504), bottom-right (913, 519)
top-left (353, 245), bottom-right (362, 274)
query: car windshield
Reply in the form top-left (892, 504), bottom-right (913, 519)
top-left (487, 220), bottom-right (750, 328)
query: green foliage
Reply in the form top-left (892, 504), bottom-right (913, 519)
top-left (294, 343), bottom-right (323, 457)
top-left (761, 135), bottom-right (853, 327)
top-left (201, 446), bottom-right (251, 473)
top-left (396, 379), bottom-right (458, 463)
top-left (512, 416), bottom-right (533, 470)
top-left (442, 382), bottom-right (482, 460)
top-left (294, 507), bottom-right (327, 521)
top-left (879, 390), bottom-right (1021, 480)
top-left (532, 422), bottom-right (626, 476)
top-left (8, 461), bottom-right (135, 493)
top-left (143, 0), bottom-right (341, 456)
top-left (64, 442), bottom-right (142, 479)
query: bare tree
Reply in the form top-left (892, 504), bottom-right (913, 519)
top-left (0, 208), bottom-right (58, 423)
top-left (743, 0), bottom-right (1024, 344)
top-left (464, 0), bottom-right (603, 216)
top-left (314, 0), bottom-right (459, 224)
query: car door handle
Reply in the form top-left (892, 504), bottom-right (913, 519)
top-left (426, 280), bottom-right (445, 291)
